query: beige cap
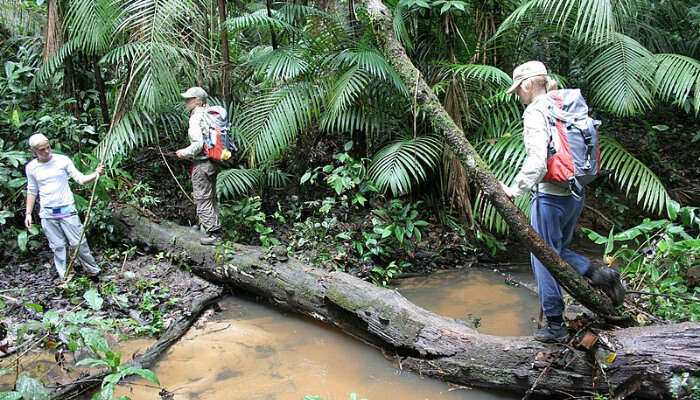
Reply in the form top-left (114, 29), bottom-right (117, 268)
top-left (28, 133), bottom-right (49, 148)
top-left (506, 61), bottom-right (548, 93)
top-left (180, 86), bottom-right (208, 100)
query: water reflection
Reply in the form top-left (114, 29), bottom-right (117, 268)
top-left (396, 269), bottom-right (539, 336)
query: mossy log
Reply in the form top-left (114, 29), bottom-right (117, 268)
top-left (113, 205), bottom-right (700, 399)
top-left (359, 0), bottom-right (627, 322)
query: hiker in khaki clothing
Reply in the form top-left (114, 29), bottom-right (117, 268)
top-left (176, 87), bottom-right (222, 245)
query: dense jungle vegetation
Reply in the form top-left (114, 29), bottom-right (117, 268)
top-left (1, 0), bottom-right (699, 399)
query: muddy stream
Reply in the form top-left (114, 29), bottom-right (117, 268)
top-left (1, 267), bottom-right (539, 399)
top-left (111, 268), bottom-right (537, 399)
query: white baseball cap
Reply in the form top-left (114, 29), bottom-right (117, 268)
top-left (28, 133), bottom-right (49, 148)
top-left (180, 86), bottom-right (208, 100)
top-left (506, 61), bottom-right (548, 93)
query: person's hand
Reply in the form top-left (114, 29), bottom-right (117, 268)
top-left (24, 213), bottom-right (32, 229)
top-left (500, 182), bottom-right (515, 198)
top-left (95, 164), bottom-right (105, 175)
top-left (175, 150), bottom-right (185, 159)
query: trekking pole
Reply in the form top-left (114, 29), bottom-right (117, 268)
top-left (63, 161), bottom-right (103, 281)
top-left (158, 144), bottom-right (194, 204)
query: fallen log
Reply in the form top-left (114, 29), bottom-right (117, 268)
top-left (114, 205), bottom-right (700, 399)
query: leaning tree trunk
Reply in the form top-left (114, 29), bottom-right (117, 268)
top-left (113, 206), bottom-right (699, 399)
top-left (360, 0), bottom-right (626, 322)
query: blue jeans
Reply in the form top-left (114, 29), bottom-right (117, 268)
top-left (531, 193), bottom-right (591, 318)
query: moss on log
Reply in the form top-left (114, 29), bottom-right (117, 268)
top-left (113, 205), bottom-right (700, 398)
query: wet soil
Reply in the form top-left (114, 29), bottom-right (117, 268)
top-left (0, 248), bottom-right (220, 354)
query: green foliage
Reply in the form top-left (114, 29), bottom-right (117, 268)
top-left (583, 204), bottom-right (699, 322)
top-left (220, 196), bottom-right (279, 247)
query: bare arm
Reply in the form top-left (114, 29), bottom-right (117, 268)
top-left (25, 193), bottom-right (36, 229)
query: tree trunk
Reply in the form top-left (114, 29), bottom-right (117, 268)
top-left (360, 0), bottom-right (628, 322)
top-left (218, 0), bottom-right (232, 108)
top-left (113, 205), bottom-right (700, 399)
top-left (93, 56), bottom-right (111, 128)
top-left (266, 0), bottom-right (278, 50)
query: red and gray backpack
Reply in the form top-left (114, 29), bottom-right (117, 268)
top-left (542, 89), bottom-right (601, 196)
top-left (200, 106), bottom-right (237, 165)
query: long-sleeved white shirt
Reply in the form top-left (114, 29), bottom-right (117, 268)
top-left (179, 107), bottom-right (209, 160)
top-left (26, 154), bottom-right (88, 218)
top-left (503, 94), bottom-right (570, 198)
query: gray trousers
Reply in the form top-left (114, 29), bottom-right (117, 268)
top-left (192, 160), bottom-right (221, 233)
top-left (41, 215), bottom-right (101, 279)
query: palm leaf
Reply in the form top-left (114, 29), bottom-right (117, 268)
top-left (584, 33), bottom-right (655, 116)
top-left (651, 54), bottom-right (700, 114)
top-left (599, 136), bottom-right (672, 216)
top-left (368, 135), bottom-right (442, 196)
top-left (64, 0), bottom-right (121, 56)
top-left (239, 82), bottom-right (323, 166)
top-left (226, 9), bottom-right (301, 35)
top-left (217, 168), bottom-right (263, 199)
top-left (248, 46), bottom-right (310, 81)
top-left (496, 0), bottom-right (639, 43)
top-left (441, 63), bottom-right (512, 90)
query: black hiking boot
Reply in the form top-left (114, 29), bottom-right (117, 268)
top-left (587, 266), bottom-right (626, 306)
top-left (534, 321), bottom-right (570, 343)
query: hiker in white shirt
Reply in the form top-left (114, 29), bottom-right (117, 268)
top-left (24, 133), bottom-right (103, 280)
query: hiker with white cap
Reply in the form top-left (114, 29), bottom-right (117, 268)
top-left (24, 133), bottom-right (103, 280)
top-left (501, 61), bottom-right (625, 343)
top-left (175, 86), bottom-right (223, 245)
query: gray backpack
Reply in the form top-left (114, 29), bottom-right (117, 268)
top-left (542, 89), bottom-right (601, 196)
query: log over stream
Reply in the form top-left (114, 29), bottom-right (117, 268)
top-left (114, 205), bottom-right (699, 399)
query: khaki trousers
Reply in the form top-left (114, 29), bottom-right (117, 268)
top-left (192, 160), bottom-right (221, 233)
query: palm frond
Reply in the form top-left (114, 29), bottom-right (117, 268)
top-left (96, 106), bottom-right (184, 162)
top-left (248, 46), bottom-right (310, 81)
top-left (651, 54), bottom-right (700, 114)
top-left (64, 0), bottom-right (121, 56)
top-left (600, 136), bottom-right (672, 216)
top-left (472, 92), bottom-right (524, 140)
top-left (495, 0), bottom-right (639, 43)
top-left (441, 63), bottom-right (512, 90)
top-left (335, 47), bottom-right (408, 96)
top-left (392, 3), bottom-right (414, 51)
top-left (368, 135), bottom-right (442, 196)
top-left (324, 66), bottom-right (370, 120)
top-left (217, 168), bottom-right (264, 199)
top-left (34, 40), bottom-right (77, 84)
top-left (239, 82), bottom-right (323, 166)
top-left (226, 9), bottom-right (300, 35)
top-left (584, 33), bottom-right (655, 116)
top-left (264, 167), bottom-right (293, 188)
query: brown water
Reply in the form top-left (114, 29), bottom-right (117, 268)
top-left (397, 268), bottom-right (539, 336)
top-left (110, 269), bottom-right (533, 400)
top-left (2, 269), bottom-right (535, 399)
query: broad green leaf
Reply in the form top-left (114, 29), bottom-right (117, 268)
top-left (84, 289), bottom-right (104, 311)
top-left (118, 366), bottom-right (160, 385)
top-left (23, 302), bottom-right (42, 313)
top-left (17, 230), bottom-right (28, 252)
top-left (15, 373), bottom-right (50, 400)
top-left (42, 311), bottom-right (60, 326)
top-left (0, 392), bottom-right (23, 400)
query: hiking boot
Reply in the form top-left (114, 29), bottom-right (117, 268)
top-left (588, 267), bottom-right (626, 306)
top-left (199, 235), bottom-right (220, 246)
top-left (534, 321), bottom-right (570, 343)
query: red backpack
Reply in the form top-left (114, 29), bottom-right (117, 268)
top-left (200, 106), bottom-right (237, 164)
top-left (542, 89), bottom-right (601, 196)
